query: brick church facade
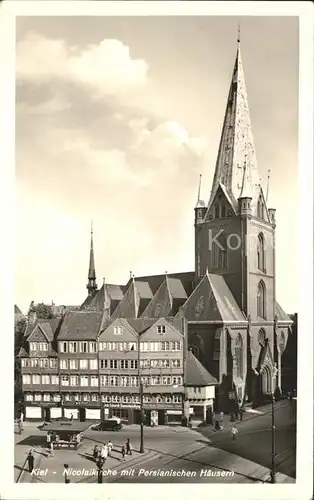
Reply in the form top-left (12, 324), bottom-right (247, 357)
top-left (79, 38), bottom-right (292, 410)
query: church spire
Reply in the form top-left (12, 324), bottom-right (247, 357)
top-left (86, 221), bottom-right (97, 296)
top-left (206, 32), bottom-right (261, 215)
top-left (195, 174), bottom-right (205, 208)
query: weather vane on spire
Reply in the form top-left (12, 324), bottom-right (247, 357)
top-left (237, 22), bottom-right (241, 44)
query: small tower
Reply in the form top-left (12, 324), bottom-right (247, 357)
top-left (86, 222), bottom-right (98, 296)
top-left (238, 154), bottom-right (252, 218)
top-left (266, 171), bottom-right (276, 227)
top-left (194, 174), bottom-right (207, 224)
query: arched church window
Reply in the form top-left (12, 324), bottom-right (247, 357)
top-left (235, 334), bottom-right (243, 379)
top-left (279, 332), bottom-right (285, 353)
top-left (257, 233), bottom-right (265, 272)
top-left (214, 204), bottom-right (220, 219)
top-left (257, 196), bottom-right (264, 219)
top-left (257, 281), bottom-right (266, 319)
top-left (258, 328), bottom-right (266, 346)
top-left (219, 236), bottom-right (227, 268)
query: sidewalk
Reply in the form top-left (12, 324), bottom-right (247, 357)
top-left (194, 399), bottom-right (290, 435)
top-left (19, 439), bottom-right (155, 483)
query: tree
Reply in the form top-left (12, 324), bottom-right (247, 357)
top-left (28, 302), bottom-right (54, 320)
top-left (14, 317), bottom-right (27, 406)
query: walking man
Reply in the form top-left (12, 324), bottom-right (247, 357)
top-left (121, 445), bottom-right (126, 461)
top-left (231, 425), bottom-right (238, 441)
top-left (126, 438), bottom-right (132, 455)
top-left (239, 407), bottom-right (244, 421)
top-left (50, 440), bottom-right (54, 457)
top-left (93, 444), bottom-right (99, 460)
top-left (27, 450), bottom-right (34, 473)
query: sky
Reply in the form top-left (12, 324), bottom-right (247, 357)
top-left (15, 15), bottom-right (299, 314)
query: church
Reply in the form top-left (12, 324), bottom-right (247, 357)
top-left (80, 37), bottom-right (293, 411)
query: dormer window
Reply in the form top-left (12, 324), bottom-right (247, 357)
top-left (114, 326), bottom-right (123, 335)
top-left (29, 342), bottom-right (37, 351)
top-left (39, 343), bottom-right (48, 351)
top-left (157, 325), bottom-right (166, 334)
top-left (61, 342), bottom-right (68, 353)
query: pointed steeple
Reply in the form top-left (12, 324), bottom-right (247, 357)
top-left (266, 170), bottom-right (271, 203)
top-left (206, 33), bottom-right (261, 215)
top-left (195, 174), bottom-right (205, 208)
top-left (86, 221), bottom-right (97, 296)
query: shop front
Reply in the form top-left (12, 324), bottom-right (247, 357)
top-left (24, 401), bottom-right (59, 421)
top-left (62, 401), bottom-right (101, 422)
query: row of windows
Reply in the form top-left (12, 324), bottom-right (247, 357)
top-left (29, 343), bottom-right (48, 351)
top-left (98, 341), bottom-right (181, 352)
top-left (24, 393), bottom-right (182, 404)
top-left (22, 374), bottom-right (183, 387)
top-left (58, 329), bottom-right (171, 353)
top-left (21, 358), bottom-right (58, 368)
top-left (21, 358), bottom-right (182, 370)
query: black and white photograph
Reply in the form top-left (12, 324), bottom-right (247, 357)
top-left (0, 1), bottom-right (313, 500)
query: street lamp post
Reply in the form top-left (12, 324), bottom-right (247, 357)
top-left (138, 337), bottom-right (144, 453)
top-left (270, 364), bottom-right (278, 484)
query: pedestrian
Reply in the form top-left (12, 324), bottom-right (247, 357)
top-left (97, 465), bottom-right (103, 484)
top-left (70, 413), bottom-right (73, 422)
top-left (126, 438), bottom-right (132, 455)
top-left (50, 440), bottom-right (54, 457)
top-left (121, 445), bottom-right (126, 461)
top-left (231, 425), bottom-right (238, 441)
top-left (100, 445), bottom-right (107, 463)
top-left (93, 444), bottom-right (99, 460)
top-left (219, 412), bottom-right (224, 430)
top-left (27, 450), bottom-right (34, 473)
top-left (18, 419), bottom-right (22, 435)
top-left (64, 464), bottom-right (70, 484)
top-left (239, 407), bottom-right (244, 421)
top-left (107, 440), bottom-right (113, 457)
top-left (46, 431), bottom-right (51, 453)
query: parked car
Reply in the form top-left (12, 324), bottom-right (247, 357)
top-left (94, 420), bottom-right (122, 431)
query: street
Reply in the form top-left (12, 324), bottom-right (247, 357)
top-left (15, 400), bottom-right (295, 484)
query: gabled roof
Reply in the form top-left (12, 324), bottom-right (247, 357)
top-left (276, 301), bottom-right (293, 323)
top-left (177, 273), bottom-right (246, 322)
top-left (18, 346), bottom-right (29, 358)
top-left (141, 276), bottom-right (187, 319)
top-left (132, 272), bottom-right (194, 297)
top-left (126, 317), bottom-right (186, 336)
top-left (111, 280), bottom-right (140, 319)
top-left (111, 279), bottom-right (152, 319)
top-left (15, 305), bottom-right (23, 315)
top-left (81, 283), bottom-right (124, 311)
top-left (80, 291), bottom-right (98, 309)
top-left (24, 318), bottom-right (62, 339)
top-left (57, 311), bottom-right (103, 340)
top-left (186, 350), bottom-right (218, 386)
